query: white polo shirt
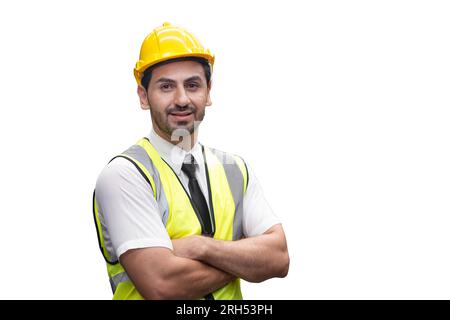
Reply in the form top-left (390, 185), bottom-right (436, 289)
top-left (95, 130), bottom-right (280, 261)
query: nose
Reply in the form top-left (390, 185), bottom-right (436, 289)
top-left (174, 87), bottom-right (190, 107)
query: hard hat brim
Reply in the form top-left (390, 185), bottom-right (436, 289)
top-left (134, 53), bottom-right (215, 85)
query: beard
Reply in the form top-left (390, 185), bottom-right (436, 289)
top-left (150, 104), bottom-right (205, 140)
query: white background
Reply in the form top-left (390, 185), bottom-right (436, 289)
top-left (0, 0), bottom-right (449, 299)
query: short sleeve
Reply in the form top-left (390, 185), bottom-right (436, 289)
top-left (95, 157), bottom-right (172, 260)
top-left (242, 163), bottom-right (281, 237)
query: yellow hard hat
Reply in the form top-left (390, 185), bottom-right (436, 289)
top-left (134, 22), bottom-right (215, 85)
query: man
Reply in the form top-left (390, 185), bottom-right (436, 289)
top-left (93, 22), bottom-right (289, 300)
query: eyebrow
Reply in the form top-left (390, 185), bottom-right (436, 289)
top-left (155, 77), bottom-right (176, 84)
top-left (184, 76), bottom-right (203, 83)
top-left (155, 75), bottom-right (203, 84)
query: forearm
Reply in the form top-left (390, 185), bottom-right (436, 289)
top-left (120, 247), bottom-right (234, 300)
top-left (173, 224), bottom-right (289, 283)
top-left (201, 231), bottom-right (289, 282)
top-left (156, 255), bottom-right (234, 299)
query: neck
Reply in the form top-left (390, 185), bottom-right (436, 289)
top-left (153, 126), bottom-right (198, 151)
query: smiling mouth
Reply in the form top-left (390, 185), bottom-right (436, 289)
top-left (169, 112), bottom-right (193, 120)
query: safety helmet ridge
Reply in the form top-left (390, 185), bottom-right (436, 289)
top-left (134, 22), bottom-right (215, 85)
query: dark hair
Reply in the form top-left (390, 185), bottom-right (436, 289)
top-left (141, 56), bottom-right (212, 90)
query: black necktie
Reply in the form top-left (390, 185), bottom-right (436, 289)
top-left (182, 155), bottom-right (213, 235)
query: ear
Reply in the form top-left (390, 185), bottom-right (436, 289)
top-left (137, 85), bottom-right (150, 110)
top-left (206, 81), bottom-right (212, 107)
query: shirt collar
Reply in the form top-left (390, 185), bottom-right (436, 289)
top-left (147, 129), bottom-right (204, 175)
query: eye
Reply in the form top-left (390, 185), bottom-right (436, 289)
top-left (160, 83), bottom-right (174, 91)
top-left (185, 82), bottom-right (200, 90)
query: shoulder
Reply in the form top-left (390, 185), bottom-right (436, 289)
top-left (95, 156), bottom-right (148, 194)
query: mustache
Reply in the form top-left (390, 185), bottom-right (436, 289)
top-left (167, 105), bottom-right (196, 114)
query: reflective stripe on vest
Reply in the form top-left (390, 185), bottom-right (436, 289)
top-left (110, 272), bottom-right (130, 293)
top-left (93, 138), bottom-right (248, 299)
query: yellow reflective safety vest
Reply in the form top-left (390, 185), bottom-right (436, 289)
top-left (93, 137), bottom-right (248, 300)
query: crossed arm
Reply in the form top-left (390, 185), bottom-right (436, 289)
top-left (120, 224), bottom-right (289, 299)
